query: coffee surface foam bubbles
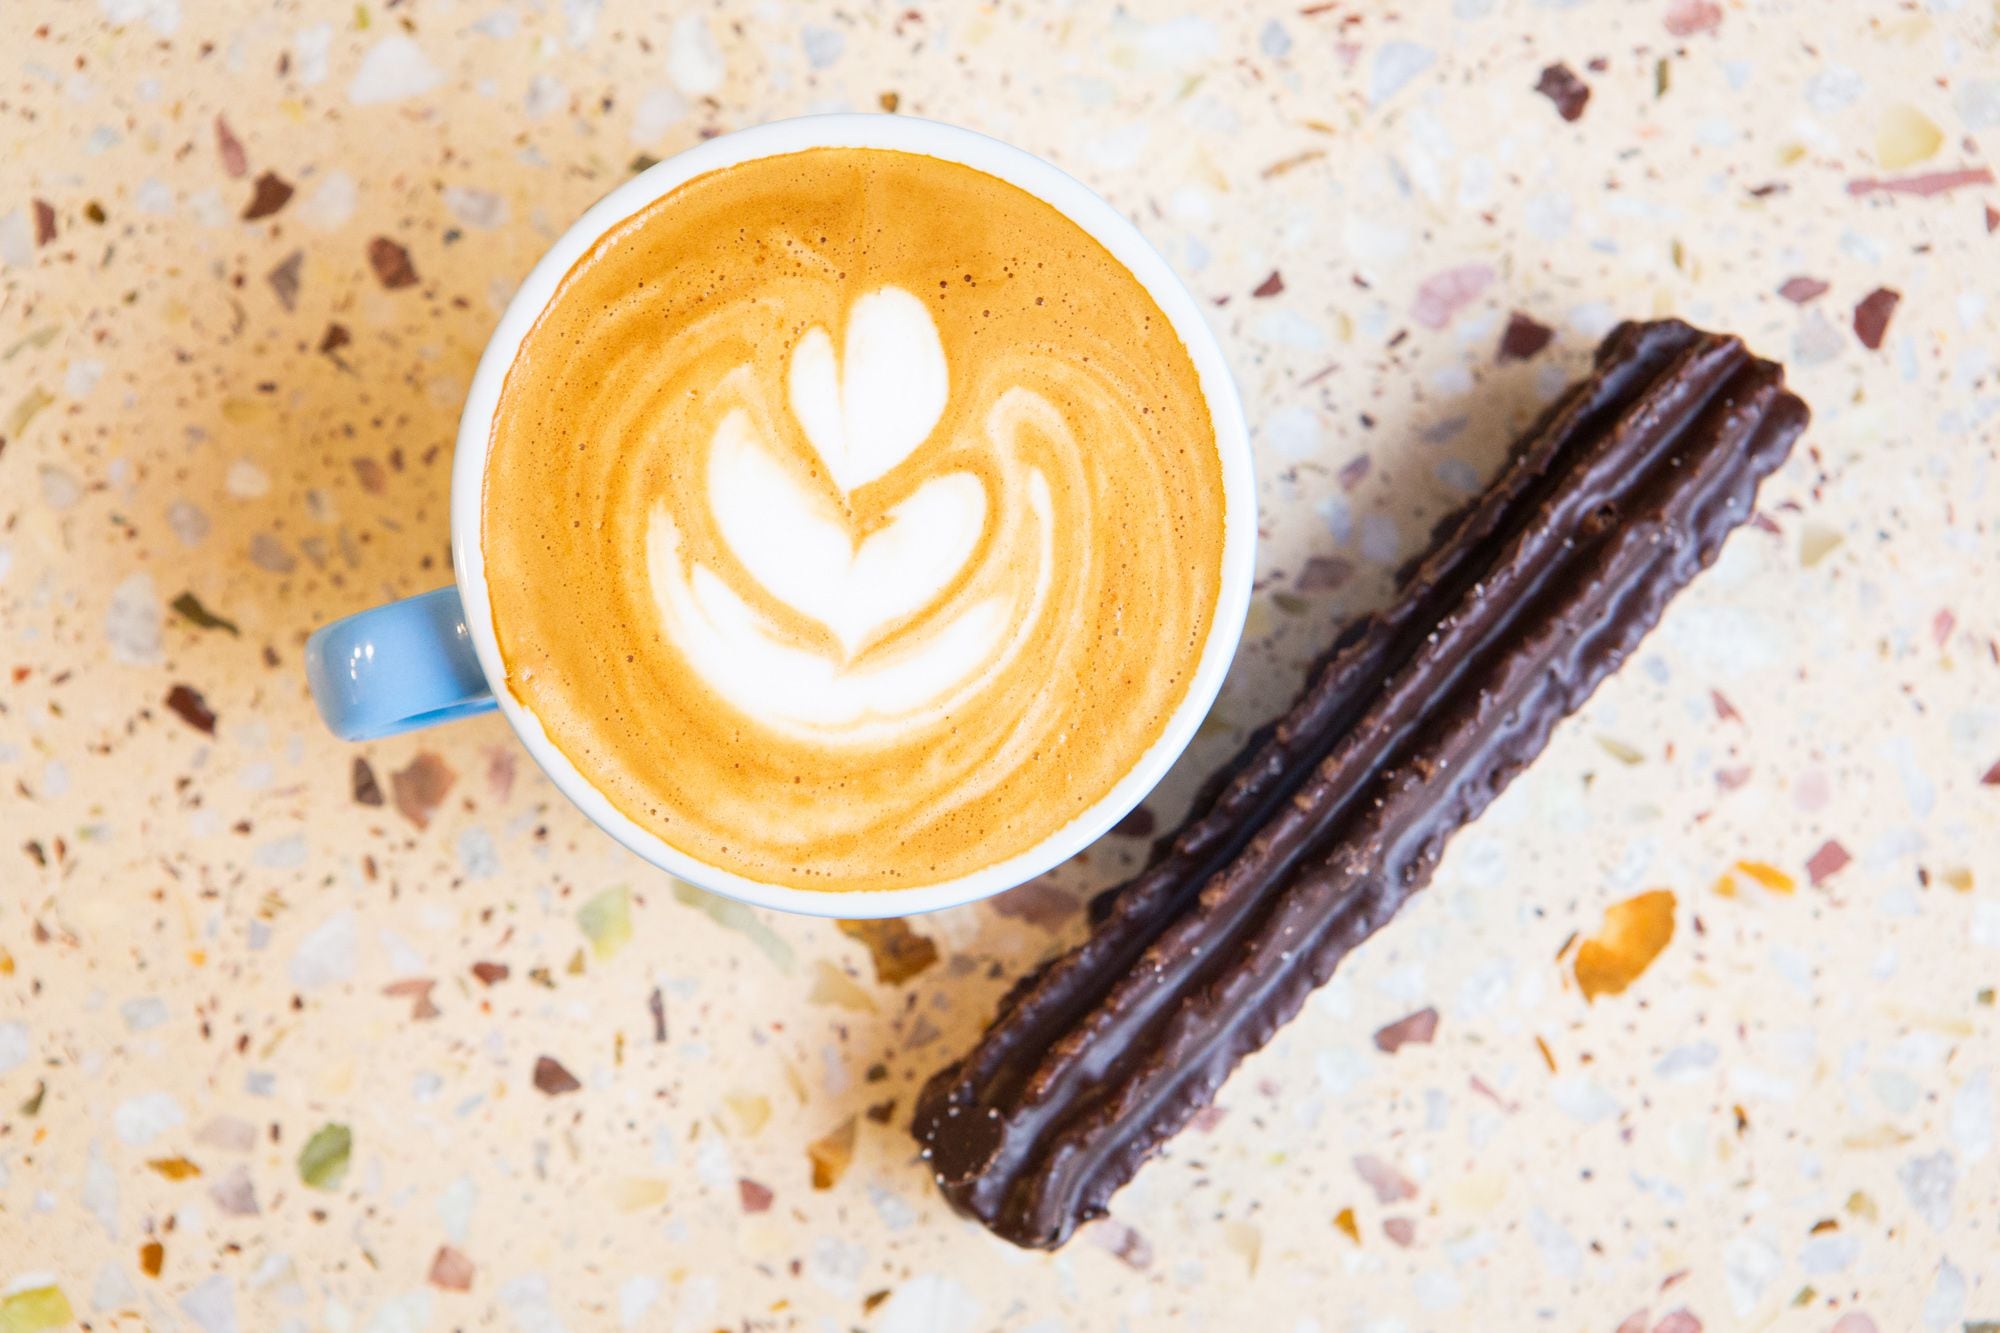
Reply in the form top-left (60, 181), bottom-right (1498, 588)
top-left (483, 148), bottom-right (1224, 891)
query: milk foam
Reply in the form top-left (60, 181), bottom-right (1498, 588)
top-left (649, 289), bottom-right (1055, 736)
top-left (701, 398), bottom-right (987, 658)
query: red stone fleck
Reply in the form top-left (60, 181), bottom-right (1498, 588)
top-left (738, 1178), bottom-right (774, 1213)
top-left (1373, 1006), bottom-right (1440, 1054)
top-left (1189, 1105), bottom-right (1229, 1133)
top-left (486, 747), bottom-right (518, 802)
top-left (383, 978), bottom-right (440, 1020)
top-left (215, 114), bottom-right (248, 178)
top-left (1353, 1153), bottom-right (1417, 1203)
top-left (1852, 288), bottom-right (1900, 350)
top-left (1710, 690), bottom-right (1741, 724)
top-left (1664, 0), bottom-right (1721, 36)
top-left (1411, 263), bottom-right (1493, 330)
top-left (427, 1245), bottom-right (473, 1292)
top-left (1847, 167), bottom-right (1994, 199)
top-left (1252, 271), bottom-right (1285, 298)
top-left (1806, 840), bottom-right (1851, 886)
top-left (1469, 1073), bottom-right (1517, 1112)
top-left (1777, 276), bottom-right (1829, 304)
top-left (1533, 63), bottom-right (1590, 121)
top-left (1381, 1216), bottom-right (1416, 1247)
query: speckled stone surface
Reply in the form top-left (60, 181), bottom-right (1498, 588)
top-left (3, 3), bottom-right (1997, 1330)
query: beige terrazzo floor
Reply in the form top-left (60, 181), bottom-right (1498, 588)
top-left (3, 1), bottom-right (1998, 1329)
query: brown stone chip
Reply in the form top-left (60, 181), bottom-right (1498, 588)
top-left (1498, 312), bottom-right (1555, 362)
top-left (1853, 287), bottom-right (1900, 350)
top-left (1373, 1006), bottom-right (1440, 1053)
top-left (243, 171), bottom-right (295, 220)
top-left (351, 757), bottom-right (384, 806)
top-left (1534, 63), bottom-right (1590, 121)
top-left (267, 251), bottom-right (303, 311)
top-left (367, 236), bottom-right (419, 289)
top-left (532, 1056), bottom-right (581, 1095)
top-left (165, 684), bottom-right (217, 735)
top-left (389, 752), bottom-right (454, 828)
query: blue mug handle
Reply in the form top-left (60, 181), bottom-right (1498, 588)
top-left (305, 586), bottom-right (498, 741)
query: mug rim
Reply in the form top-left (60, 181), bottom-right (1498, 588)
top-left (450, 113), bottom-right (1257, 919)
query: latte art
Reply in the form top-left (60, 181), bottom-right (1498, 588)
top-left (483, 148), bottom-right (1225, 890)
top-left (647, 287), bottom-right (1059, 737)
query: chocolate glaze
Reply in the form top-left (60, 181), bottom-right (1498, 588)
top-left (911, 319), bottom-right (1809, 1249)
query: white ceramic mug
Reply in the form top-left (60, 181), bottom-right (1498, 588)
top-left (305, 114), bottom-right (1257, 919)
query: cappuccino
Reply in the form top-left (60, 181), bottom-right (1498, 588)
top-left (482, 147), bottom-right (1225, 890)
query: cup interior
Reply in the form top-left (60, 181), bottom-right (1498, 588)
top-left (450, 114), bottom-right (1257, 918)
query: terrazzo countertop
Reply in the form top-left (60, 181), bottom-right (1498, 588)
top-left (4, 2), bottom-right (1998, 1329)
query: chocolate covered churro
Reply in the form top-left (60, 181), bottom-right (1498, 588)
top-left (913, 319), bottom-right (1809, 1248)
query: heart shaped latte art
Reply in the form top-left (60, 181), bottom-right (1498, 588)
top-left (788, 286), bottom-right (950, 495)
top-left (645, 285), bottom-right (1055, 736)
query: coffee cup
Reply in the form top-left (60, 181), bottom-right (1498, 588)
top-left (305, 114), bottom-right (1256, 918)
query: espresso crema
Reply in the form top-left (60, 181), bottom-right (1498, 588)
top-left (482, 147), bottom-right (1225, 890)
